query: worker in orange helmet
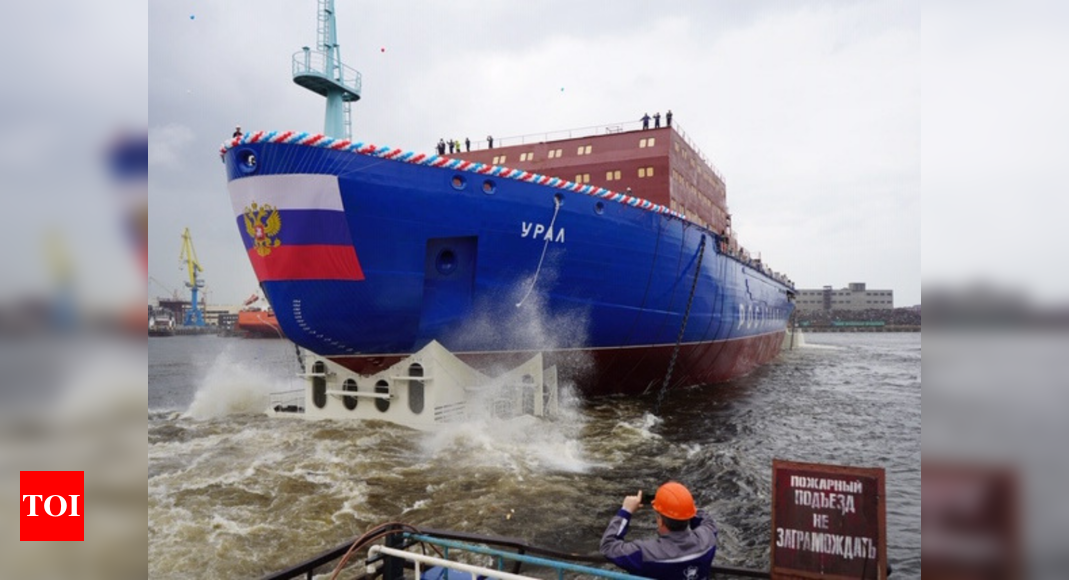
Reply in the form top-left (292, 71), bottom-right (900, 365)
top-left (600, 481), bottom-right (718, 580)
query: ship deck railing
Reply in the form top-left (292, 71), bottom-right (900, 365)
top-left (260, 525), bottom-right (772, 580)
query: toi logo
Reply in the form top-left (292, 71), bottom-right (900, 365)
top-left (20, 471), bottom-right (84, 541)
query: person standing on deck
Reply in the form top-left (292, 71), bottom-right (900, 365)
top-left (487, 134), bottom-right (494, 148)
top-left (600, 482), bottom-right (718, 580)
top-left (642, 113), bottom-right (651, 130)
top-left (654, 112), bottom-right (661, 128)
top-left (666, 110), bottom-right (673, 127)
top-left (465, 137), bottom-right (471, 152)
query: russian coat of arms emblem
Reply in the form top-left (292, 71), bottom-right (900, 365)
top-left (243, 202), bottom-right (281, 256)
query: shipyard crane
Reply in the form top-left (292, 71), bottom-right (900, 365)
top-left (180, 227), bottom-right (206, 326)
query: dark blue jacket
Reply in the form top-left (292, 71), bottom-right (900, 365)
top-left (600, 509), bottom-right (718, 580)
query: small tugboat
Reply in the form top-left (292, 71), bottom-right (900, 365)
top-left (148, 306), bottom-right (176, 337)
top-left (236, 293), bottom-right (284, 338)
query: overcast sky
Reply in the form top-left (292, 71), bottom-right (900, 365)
top-left (144, 0), bottom-right (926, 306)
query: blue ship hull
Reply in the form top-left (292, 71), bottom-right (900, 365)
top-left (223, 136), bottom-right (794, 395)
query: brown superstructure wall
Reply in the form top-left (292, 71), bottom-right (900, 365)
top-left (451, 126), bottom-right (727, 233)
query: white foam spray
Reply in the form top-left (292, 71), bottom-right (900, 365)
top-left (425, 273), bottom-right (596, 473)
top-left (185, 345), bottom-right (302, 420)
top-left (792, 331), bottom-right (844, 350)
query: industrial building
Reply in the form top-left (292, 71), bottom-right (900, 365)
top-left (794, 282), bottom-right (894, 312)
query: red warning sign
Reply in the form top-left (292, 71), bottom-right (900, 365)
top-left (771, 460), bottom-right (886, 580)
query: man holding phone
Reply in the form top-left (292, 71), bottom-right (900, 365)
top-left (599, 481), bottom-right (719, 580)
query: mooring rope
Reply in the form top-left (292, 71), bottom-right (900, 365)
top-left (516, 194), bottom-right (563, 308)
top-left (655, 234), bottom-right (706, 413)
top-left (294, 342), bottom-right (305, 374)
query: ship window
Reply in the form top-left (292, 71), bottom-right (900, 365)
top-left (575, 173), bottom-right (590, 184)
top-left (312, 361), bottom-right (327, 409)
top-left (451, 175), bottom-right (466, 190)
top-left (648, 138), bottom-right (655, 147)
top-left (576, 145), bottom-right (592, 155)
top-left (408, 364), bottom-right (424, 415)
top-left (640, 138), bottom-right (647, 148)
top-left (342, 379), bottom-right (358, 411)
top-left (594, 201), bottom-right (604, 214)
top-left (482, 179), bottom-right (496, 194)
top-left (522, 374), bottom-right (536, 415)
top-left (519, 152), bottom-right (534, 161)
top-left (492, 155), bottom-right (507, 164)
top-left (639, 168), bottom-right (646, 178)
top-left (375, 380), bottom-right (390, 413)
top-left (613, 170), bottom-right (621, 180)
top-left (605, 171), bottom-right (614, 181)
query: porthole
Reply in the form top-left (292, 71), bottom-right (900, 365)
top-left (436, 249), bottom-right (457, 275)
top-left (451, 175), bottom-right (466, 190)
top-left (342, 378), bottom-right (358, 411)
top-left (236, 149), bottom-right (258, 174)
top-left (375, 380), bottom-right (390, 413)
top-left (408, 364), bottom-right (425, 415)
top-left (522, 374), bottom-right (535, 415)
top-left (482, 180), bottom-right (496, 194)
top-left (312, 361), bottom-right (326, 409)
top-left (594, 201), bottom-right (604, 215)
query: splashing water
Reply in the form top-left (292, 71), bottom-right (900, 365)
top-left (186, 345), bottom-right (302, 420)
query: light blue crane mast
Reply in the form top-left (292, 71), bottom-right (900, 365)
top-left (292, 0), bottom-right (362, 139)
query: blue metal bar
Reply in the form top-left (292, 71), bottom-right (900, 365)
top-left (407, 534), bottom-right (647, 580)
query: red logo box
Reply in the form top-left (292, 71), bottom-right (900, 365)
top-left (20, 471), bottom-right (84, 541)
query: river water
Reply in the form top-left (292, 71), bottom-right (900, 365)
top-left (148, 332), bottom-right (920, 579)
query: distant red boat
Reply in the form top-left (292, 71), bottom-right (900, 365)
top-left (236, 309), bottom-right (284, 338)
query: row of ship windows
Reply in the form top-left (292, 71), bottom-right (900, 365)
top-left (669, 200), bottom-right (711, 229)
top-left (671, 170), bottom-right (723, 212)
top-left (798, 292), bottom-right (892, 297)
top-left (797, 299), bottom-right (893, 304)
top-left (571, 167), bottom-right (657, 184)
top-left (310, 361), bottom-right (426, 414)
top-left (490, 138), bottom-right (658, 165)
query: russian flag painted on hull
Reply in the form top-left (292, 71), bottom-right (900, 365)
top-left (228, 174), bottom-right (364, 282)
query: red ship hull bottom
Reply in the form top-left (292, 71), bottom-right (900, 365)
top-left (326, 331), bottom-right (786, 397)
